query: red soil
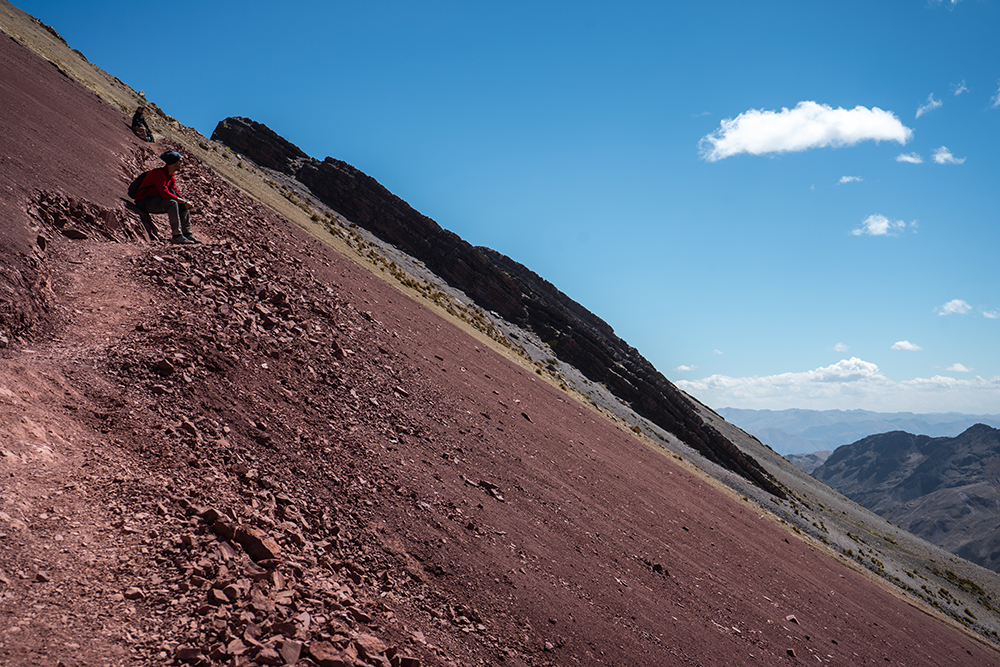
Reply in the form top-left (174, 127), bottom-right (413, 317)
top-left (1, 26), bottom-right (998, 667)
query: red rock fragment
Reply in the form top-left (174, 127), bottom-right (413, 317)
top-left (255, 646), bottom-right (283, 665)
top-left (353, 632), bottom-right (387, 660)
top-left (123, 586), bottom-right (144, 600)
top-left (276, 639), bottom-right (303, 664)
top-left (60, 228), bottom-right (88, 240)
top-left (234, 526), bottom-right (281, 561)
top-left (174, 645), bottom-right (204, 662)
top-left (310, 640), bottom-right (358, 667)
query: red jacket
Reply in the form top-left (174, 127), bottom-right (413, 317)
top-left (135, 167), bottom-right (181, 201)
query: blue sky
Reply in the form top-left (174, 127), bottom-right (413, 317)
top-left (15, 0), bottom-right (1000, 413)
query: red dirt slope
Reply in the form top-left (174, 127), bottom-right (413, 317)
top-left (1, 20), bottom-right (998, 667)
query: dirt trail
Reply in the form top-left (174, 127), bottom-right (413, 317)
top-left (0, 240), bottom-right (152, 665)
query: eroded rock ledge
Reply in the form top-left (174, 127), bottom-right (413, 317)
top-left (211, 116), bottom-right (785, 499)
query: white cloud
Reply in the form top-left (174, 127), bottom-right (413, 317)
top-left (896, 152), bottom-right (923, 164)
top-left (713, 349), bottom-right (724, 355)
top-left (983, 309), bottom-right (1000, 320)
top-left (992, 82), bottom-right (1000, 109)
top-left (676, 364), bottom-right (697, 372)
top-left (916, 93), bottom-right (943, 118)
top-left (838, 176), bottom-right (862, 184)
top-left (937, 298), bottom-right (972, 315)
top-left (933, 146), bottom-right (965, 164)
top-left (953, 80), bottom-right (968, 96)
top-left (945, 363), bottom-right (973, 373)
top-left (675, 357), bottom-right (1000, 412)
top-left (833, 343), bottom-right (849, 353)
top-left (699, 101), bottom-right (912, 161)
top-left (851, 214), bottom-right (908, 236)
top-left (891, 341), bottom-right (923, 351)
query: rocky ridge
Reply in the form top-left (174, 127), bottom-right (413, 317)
top-left (211, 116), bottom-right (785, 500)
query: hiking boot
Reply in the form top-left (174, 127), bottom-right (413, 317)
top-left (182, 233), bottom-right (203, 244)
top-left (171, 234), bottom-right (194, 245)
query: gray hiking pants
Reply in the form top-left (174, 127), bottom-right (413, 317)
top-left (136, 196), bottom-right (190, 236)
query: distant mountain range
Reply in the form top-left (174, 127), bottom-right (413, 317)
top-left (812, 424), bottom-right (1000, 573)
top-left (716, 407), bottom-right (1000, 455)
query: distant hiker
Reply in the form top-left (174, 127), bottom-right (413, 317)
top-left (132, 151), bottom-right (202, 244)
top-left (131, 106), bottom-right (154, 142)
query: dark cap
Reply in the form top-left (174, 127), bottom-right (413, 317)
top-left (160, 150), bottom-right (182, 165)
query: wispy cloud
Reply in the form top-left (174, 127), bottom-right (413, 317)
top-left (892, 340), bottom-right (923, 351)
top-left (937, 298), bottom-right (972, 315)
top-left (676, 364), bottom-right (697, 372)
top-left (983, 309), bottom-right (1000, 320)
top-left (833, 343), bottom-right (849, 353)
top-left (851, 214), bottom-right (909, 236)
top-left (838, 176), bottom-right (862, 184)
top-left (896, 152), bottom-right (923, 164)
top-left (992, 82), bottom-right (1000, 109)
top-left (952, 80), bottom-right (968, 96)
top-left (916, 93), bottom-right (943, 118)
top-left (945, 363), bottom-right (973, 373)
top-left (933, 146), bottom-right (965, 164)
top-left (676, 357), bottom-right (1000, 412)
top-left (699, 101), bottom-right (912, 161)
top-left (714, 349), bottom-right (723, 355)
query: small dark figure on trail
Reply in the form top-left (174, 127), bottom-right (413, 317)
top-left (133, 151), bottom-right (202, 245)
top-left (131, 105), bottom-right (154, 142)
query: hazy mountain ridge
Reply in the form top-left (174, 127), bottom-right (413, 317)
top-left (718, 407), bottom-right (1000, 455)
top-left (814, 424), bottom-right (1000, 572)
top-left (784, 450), bottom-right (833, 474)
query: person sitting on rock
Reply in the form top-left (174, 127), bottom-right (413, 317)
top-left (133, 150), bottom-right (202, 244)
top-left (131, 105), bottom-right (154, 142)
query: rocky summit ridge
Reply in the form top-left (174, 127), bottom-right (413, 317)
top-left (210, 116), bottom-right (785, 501)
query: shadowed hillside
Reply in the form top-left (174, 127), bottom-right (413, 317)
top-left (815, 424), bottom-right (1000, 572)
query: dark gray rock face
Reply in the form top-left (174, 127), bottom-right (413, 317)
top-left (212, 117), bottom-right (309, 176)
top-left (211, 116), bottom-right (785, 499)
top-left (814, 424), bottom-right (1000, 571)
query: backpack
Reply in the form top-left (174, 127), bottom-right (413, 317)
top-left (127, 170), bottom-right (150, 199)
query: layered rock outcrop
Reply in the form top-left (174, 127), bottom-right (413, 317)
top-left (212, 116), bottom-right (785, 498)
